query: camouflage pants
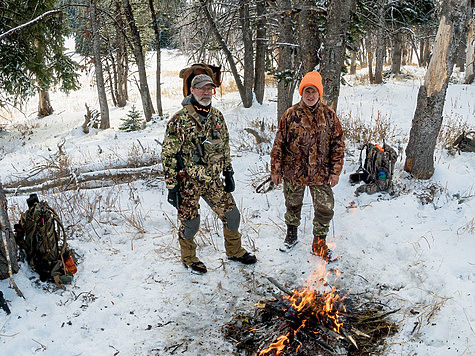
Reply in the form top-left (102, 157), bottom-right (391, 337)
top-left (283, 180), bottom-right (334, 237)
top-left (177, 177), bottom-right (246, 265)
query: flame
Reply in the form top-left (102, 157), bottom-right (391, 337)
top-left (258, 243), bottom-right (347, 354)
top-left (258, 333), bottom-right (290, 356)
top-left (284, 258), bottom-right (346, 333)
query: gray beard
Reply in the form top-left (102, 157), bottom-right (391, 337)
top-left (197, 97), bottom-right (212, 106)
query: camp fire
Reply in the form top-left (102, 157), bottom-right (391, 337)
top-left (258, 254), bottom-right (347, 355)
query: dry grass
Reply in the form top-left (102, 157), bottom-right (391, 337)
top-left (217, 79), bottom-right (239, 96)
top-left (161, 87), bottom-right (183, 98)
top-left (126, 139), bottom-right (160, 168)
top-left (439, 115), bottom-right (474, 149)
top-left (414, 183), bottom-right (444, 206)
top-left (339, 110), bottom-right (399, 145)
top-left (233, 117), bottom-right (276, 154)
top-left (11, 121), bottom-right (40, 138)
top-left (161, 70), bottom-right (181, 77)
top-left (457, 217), bottom-right (475, 235)
top-left (352, 73), bottom-right (371, 85)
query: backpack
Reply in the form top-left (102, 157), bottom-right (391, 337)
top-left (349, 142), bottom-right (398, 195)
top-left (15, 194), bottom-right (76, 288)
top-left (453, 131), bottom-right (475, 153)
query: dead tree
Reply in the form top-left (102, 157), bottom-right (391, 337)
top-left (404, 0), bottom-right (471, 179)
top-left (320, 0), bottom-right (356, 110)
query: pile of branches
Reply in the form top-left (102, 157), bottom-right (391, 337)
top-left (224, 282), bottom-right (398, 355)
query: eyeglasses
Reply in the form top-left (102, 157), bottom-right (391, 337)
top-left (194, 86), bottom-right (216, 95)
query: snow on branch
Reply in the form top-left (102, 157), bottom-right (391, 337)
top-left (0, 9), bottom-right (61, 41)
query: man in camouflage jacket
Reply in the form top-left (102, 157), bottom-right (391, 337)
top-left (161, 74), bottom-right (256, 274)
top-left (270, 71), bottom-right (345, 260)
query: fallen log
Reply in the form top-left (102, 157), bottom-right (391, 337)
top-left (3, 165), bottom-right (162, 194)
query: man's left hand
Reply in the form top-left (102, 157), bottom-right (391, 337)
top-left (328, 174), bottom-right (339, 188)
top-left (223, 171), bottom-right (235, 192)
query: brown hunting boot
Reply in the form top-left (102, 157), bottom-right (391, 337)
top-left (284, 225), bottom-right (298, 248)
top-left (312, 235), bottom-right (331, 262)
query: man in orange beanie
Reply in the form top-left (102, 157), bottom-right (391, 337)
top-left (270, 71), bottom-right (345, 261)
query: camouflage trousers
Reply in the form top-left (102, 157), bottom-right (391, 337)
top-left (283, 180), bottom-right (334, 237)
top-left (177, 177), bottom-right (246, 265)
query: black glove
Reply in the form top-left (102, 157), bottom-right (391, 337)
top-left (167, 186), bottom-right (181, 209)
top-left (223, 171), bottom-right (235, 193)
top-left (14, 223), bottom-right (24, 239)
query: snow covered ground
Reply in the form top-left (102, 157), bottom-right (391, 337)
top-left (0, 49), bottom-right (474, 355)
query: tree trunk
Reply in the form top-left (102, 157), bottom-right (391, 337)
top-left (148, 0), bottom-right (163, 116)
top-left (422, 37), bottom-right (431, 66)
top-left (374, 0), bottom-right (385, 84)
top-left (201, 0), bottom-right (249, 108)
top-left (254, 0), bottom-right (266, 104)
top-left (122, 0), bottom-right (155, 121)
top-left (366, 35), bottom-right (375, 83)
top-left (360, 39), bottom-right (366, 66)
top-left (298, 0), bottom-right (321, 74)
top-left (90, 0), bottom-right (110, 130)
top-left (349, 50), bottom-right (357, 74)
top-left (402, 39), bottom-right (408, 65)
top-left (465, 18), bottom-right (475, 84)
top-left (391, 31), bottom-right (402, 74)
top-left (276, 0), bottom-right (296, 121)
top-left (38, 90), bottom-right (54, 117)
top-left (240, 1), bottom-right (254, 108)
top-left (115, 0), bottom-right (128, 107)
top-left (455, 39), bottom-right (467, 71)
top-left (105, 57), bottom-right (118, 107)
top-left (320, 0), bottom-right (355, 110)
top-left (404, 0), bottom-right (470, 179)
top-left (419, 37), bottom-right (425, 66)
top-left (0, 183), bottom-right (19, 280)
top-left (368, 52), bottom-right (374, 83)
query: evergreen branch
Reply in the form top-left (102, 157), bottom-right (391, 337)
top-left (0, 9), bottom-right (61, 40)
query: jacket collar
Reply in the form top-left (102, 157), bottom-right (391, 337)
top-left (299, 98), bottom-right (321, 116)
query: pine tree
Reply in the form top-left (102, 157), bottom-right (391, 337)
top-left (119, 106), bottom-right (144, 132)
top-left (0, 0), bottom-right (79, 107)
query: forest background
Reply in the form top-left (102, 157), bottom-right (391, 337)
top-left (0, 0), bottom-right (474, 355)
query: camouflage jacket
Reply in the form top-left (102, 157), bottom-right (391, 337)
top-left (161, 97), bottom-right (233, 189)
top-left (270, 99), bottom-right (345, 186)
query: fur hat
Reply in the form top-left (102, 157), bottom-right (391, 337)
top-left (298, 71), bottom-right (323, 97)
top-left (179, 63), bottom-right (222, 97)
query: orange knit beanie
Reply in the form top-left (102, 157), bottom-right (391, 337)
top-left (298, 71), bottom-right (323, 97)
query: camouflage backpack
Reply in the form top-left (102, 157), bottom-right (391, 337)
top-left (349, 142), bottom-right (398, 195)
top-left (14, 194), bottom-right (76, 288)
top-left (453, 131), bottom-right (475, 153)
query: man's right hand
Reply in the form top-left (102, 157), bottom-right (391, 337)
top-left (167, 186), bottom-right (181, 209)
top-left (271, 173), bottom-right (281, 186)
